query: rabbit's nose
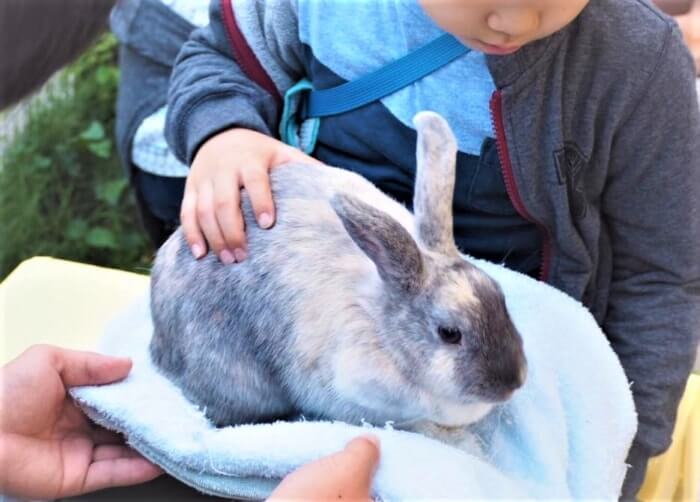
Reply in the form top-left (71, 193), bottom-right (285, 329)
top-left (488, 348), bottom-right (527, 399)
top-left (497, 362), bottom-right (525, 393)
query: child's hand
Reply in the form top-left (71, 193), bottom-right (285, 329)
top-left (182, 128), bottom-right (323, 263)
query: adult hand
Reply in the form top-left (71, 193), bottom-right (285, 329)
top-left (0, 345), bottom-right (162, 499)
top-left (268, 435), bottom-right (380, 501)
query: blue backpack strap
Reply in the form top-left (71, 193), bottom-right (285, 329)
top-left (280, 33), bottom-right (470, 151)
top-left (304, 33), bottom-right (469, 118)
top-left (279, 79), bottom-right (320, 154)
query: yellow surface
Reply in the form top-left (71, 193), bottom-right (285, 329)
top-left (640, 374), bottom-right (700, 502)
top-left (1, 256), bottom-right (698, 500)
top-left (0, 256), bottom-right (149, 365)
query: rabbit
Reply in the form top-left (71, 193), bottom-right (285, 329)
top-left (149, 111), bottom-right (527, 435)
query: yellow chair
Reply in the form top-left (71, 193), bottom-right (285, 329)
top-left (0, 256), bottom-right (149, 363)
top-left (639, 375), bottom-right (700, 502)
top-left (1, 256), bottom-right (698, 500)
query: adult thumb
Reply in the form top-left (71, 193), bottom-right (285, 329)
top-left (268, 434), bottom-right (381, 501)
top-left (339, 435), bottom-right (381, 490)
top-left (55, 347), bottom-right (132, 388)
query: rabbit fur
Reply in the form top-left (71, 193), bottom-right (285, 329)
top-left (149, 112), bottom-right (526, 438)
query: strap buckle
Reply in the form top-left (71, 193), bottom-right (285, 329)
top-left (279, 79), bottom-right (320, 154)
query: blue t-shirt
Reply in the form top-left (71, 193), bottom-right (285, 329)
top-left (297, 0), bottom-right (542, 276)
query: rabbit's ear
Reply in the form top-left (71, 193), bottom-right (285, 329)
top-left (331, 193), bottom-right (424, 293)
top-left (413, 111), bottom-right (458, 256)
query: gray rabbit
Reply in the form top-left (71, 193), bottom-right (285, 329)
top-left (150, 112), bottom-right (526, 436)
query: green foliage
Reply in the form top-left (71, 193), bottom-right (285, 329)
top-left (0, 34), bottom-right (152, 279)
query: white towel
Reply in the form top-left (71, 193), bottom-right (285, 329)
top-left (71, 258), bottom-right (636, 500)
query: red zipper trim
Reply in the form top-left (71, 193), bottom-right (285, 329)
top-left (220, 0), bottom-right (282, 105)
top-left (490, 90), bottom-right (552, 282)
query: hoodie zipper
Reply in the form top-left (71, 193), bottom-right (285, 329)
top-left (489, 90), bottom-right (552, 282)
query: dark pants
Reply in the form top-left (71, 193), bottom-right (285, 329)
top-left (131, 167), bottom-right (186, 248)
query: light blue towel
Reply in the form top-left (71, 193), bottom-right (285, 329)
top-left (71, 257), bottom-right (636, 500)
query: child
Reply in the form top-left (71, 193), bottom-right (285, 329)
top-left (164, 0), bottom-right (700, 497)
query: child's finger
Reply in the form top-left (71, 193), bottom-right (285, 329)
top-left (180, 188), bottom-right (205, 259)
top-left (213, 174), bottom-right (247, 262)
top-left (196, 181), bottom-right (230, 263)
top-left (241, 168), bottom-right (275, 229)
top-left (273, 143), bottom-right (325, 168)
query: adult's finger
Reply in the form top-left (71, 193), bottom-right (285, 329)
top-left (79, 456), bottom-right (163, 495)
top-left (268, 434), bottom-right (380, 501)
top-left (92, 445), bottom-right (144, 462)
top-left (336, 435), bottom-right (381, 491)
top-left (47, 346), bottom-right (132, 388)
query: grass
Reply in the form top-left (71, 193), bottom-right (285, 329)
top-left (0, 34), bottom-right (153, 280)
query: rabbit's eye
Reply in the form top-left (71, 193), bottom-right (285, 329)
top-left (438, 327), bottom-right (462, 344)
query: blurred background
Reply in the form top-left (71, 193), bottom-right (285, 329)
top-left (0, 34), bottom-right (153, 279)
top-left (0, 0), bottom-right (150, 280)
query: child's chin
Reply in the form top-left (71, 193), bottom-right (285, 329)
top-left (469, 39), bottom-right (523, 56)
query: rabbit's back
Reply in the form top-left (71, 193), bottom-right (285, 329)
top-left (150, 163), bottom-right (412, 425)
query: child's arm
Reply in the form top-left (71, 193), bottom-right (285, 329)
top-left (165, 0), bottom-right (319, 262)
top-left (601, 24), bottom-right (700, 496)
